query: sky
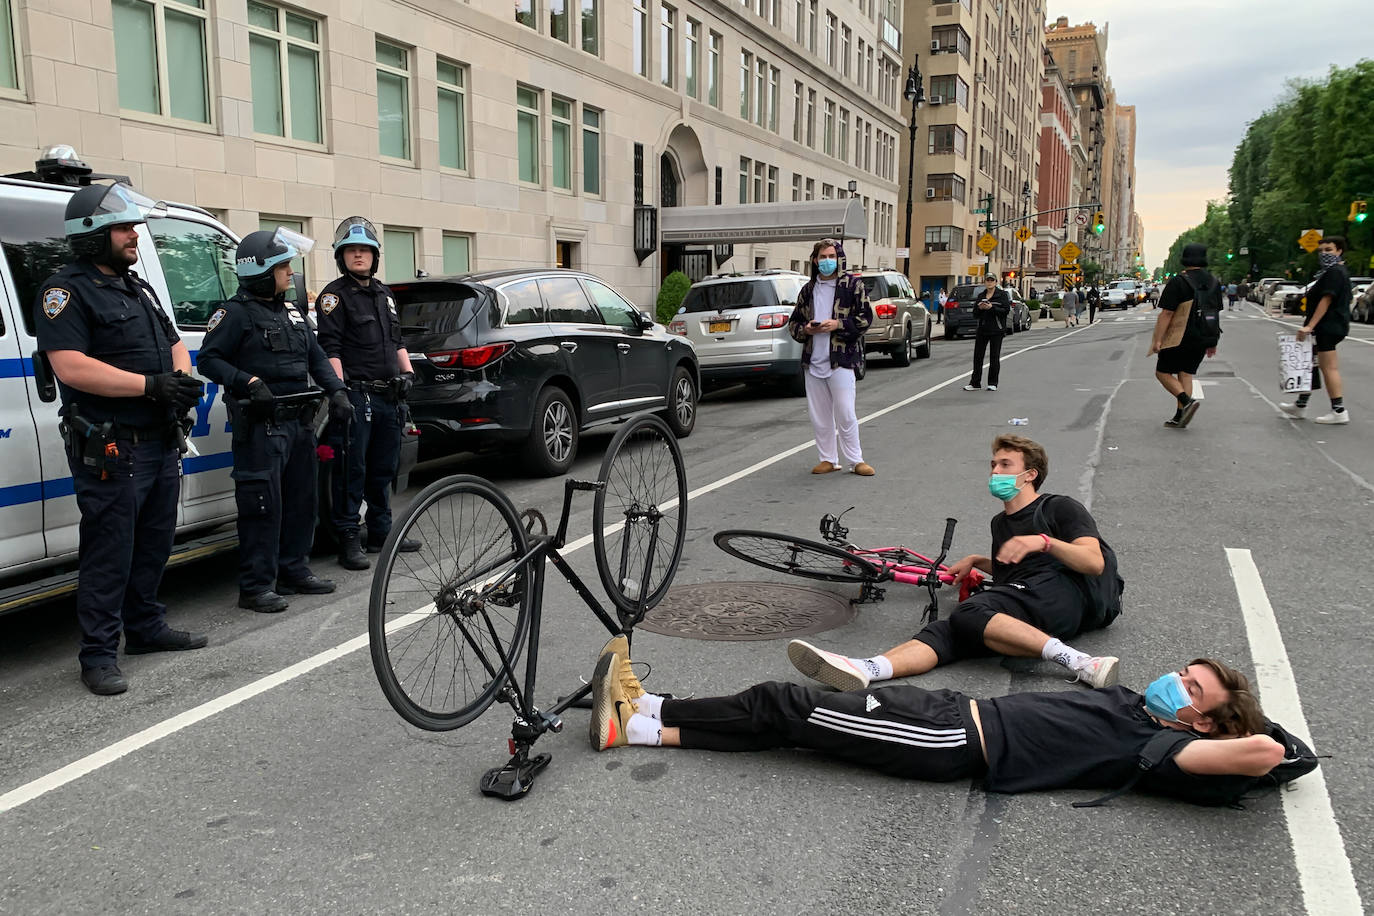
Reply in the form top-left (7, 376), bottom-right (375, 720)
top-left (1048, 0), bottom-right (1374, 267)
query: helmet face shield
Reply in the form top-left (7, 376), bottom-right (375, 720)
top-left (272, 226), bottom-right (314, 260)
top-left (64, 183), bottom-right (167, 236)
top-left (333, 216), bottom-right (380, 251)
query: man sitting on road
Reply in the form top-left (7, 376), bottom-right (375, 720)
top-left (787, 434), bottom-right (1120, 692)
top-left (589, 645), bottom-right (1315, 807)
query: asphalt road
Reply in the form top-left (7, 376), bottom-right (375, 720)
top-left (2, 303), bottom-right (1370, 915)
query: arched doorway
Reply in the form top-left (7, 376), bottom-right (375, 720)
top-left (661, 124), bottom-right (711, 281)
top-left (660, 152), bottom-right (680, 209)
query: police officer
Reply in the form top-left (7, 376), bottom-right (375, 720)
top-left (315, 217), bottom-right (418, 570)
top-left (35, 183), bottom-right (208, 695)
top-left (197, 228), bottom-right (351, 613)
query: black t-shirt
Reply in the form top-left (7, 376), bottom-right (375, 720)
top-left (977, 686), bottom-right (1257, 801)
top-left (988, 493), bottom-right (1099, 582)
top-left (1308, 262), bottom-right (1351, 336)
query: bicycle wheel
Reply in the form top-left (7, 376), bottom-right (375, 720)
top-left (714, 530), bottom-right (882, 583)
top-left (592, 415), bottom-right (688, 616)
top-left (369, 474), bottom-right (532, 731)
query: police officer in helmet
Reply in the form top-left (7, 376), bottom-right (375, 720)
top-left (316, 217), bottom-right (418, 570)
top-left (35, 183), bottom-right (208, 695)
top-left (197, 228), bottom-right (351, 613)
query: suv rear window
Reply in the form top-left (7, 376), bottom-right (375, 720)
top-left (394, 281), bottom-right (487, 344)
top-left (680, 277), bottom-right (802, 313)
top-left (948, 285), bottom-right (980, 303)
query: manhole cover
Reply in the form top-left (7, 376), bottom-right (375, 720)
top-left (636, 581), bottom-right (856, 641)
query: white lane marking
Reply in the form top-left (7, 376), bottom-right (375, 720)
top-left (1, 327), bottom-right (1097, 814)
top-left (1224, 549), bottom-right (1364, 916)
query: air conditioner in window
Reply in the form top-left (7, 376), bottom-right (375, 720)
top-left (931, 40), bottom-right (941, 51)
top-left (975, 74), bottom-right (986, 82)
top-left (929, 95), bottom-right (944, 105)
top-left (926, 188), bottom-right (937, 199)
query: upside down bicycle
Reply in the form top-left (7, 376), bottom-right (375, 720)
top-left (366, 414), bottom-right (687, 799)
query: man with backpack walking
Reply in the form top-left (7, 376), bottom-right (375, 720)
top-left (785, 434), bottom-right (1123, 692)
top-left (1148, 243), bottom-right (1221, 428)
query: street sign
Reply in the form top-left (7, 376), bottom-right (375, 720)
top-left (1059, 241), bottom-right (1082, 261)
top-left (1074, 211), bottom-right (1089, 226)
top-left (896, 247), bottom-right (910, 259)
top-left (972, 255), bottom-right (989, 264)
top-left (969, 264), bottom-right (985, 276)
top-left (972, 208), bottom-right (989, 215)
top-left (1239, 247), bottom-right (1249, 255)
top-left (977, 233), bottom-right (999, 254)
top-left (1298, 229), bottom-right (1322, 253)
top-left (1015, 226), bottom-right (1032, 243)
top-left (1058, 263), bottom-right (1079, 275)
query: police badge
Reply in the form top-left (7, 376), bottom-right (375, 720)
top-left (42, 288), bottom-right (71, 319)
top-left (206, 307), bottom-right (227, 331)
top-left (320, 293), bottom-right (340, 315)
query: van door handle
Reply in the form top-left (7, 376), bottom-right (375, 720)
top-left (560, 341), bottom-right (578, 353)
top-left (31, 351), bottom-right (57, 402)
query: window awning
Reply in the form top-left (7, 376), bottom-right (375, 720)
top-left (658, 198), bottom-right (868, 245)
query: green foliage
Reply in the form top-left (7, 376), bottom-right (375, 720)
top-left (656, 271), bottom-right (693, 323)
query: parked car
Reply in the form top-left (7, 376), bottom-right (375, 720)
top-left (856, 268), bottom-right (931, 365)
top-left (1102, 279), bottom-right (1138, 309)
top-left (669, 269), bottom-right (807, 396)
top-left (1263, 282), bottom-right (1303, 314)
top-left (1003, 286), bottom-right (1032, 332)
top-left (1252, 278), bottom-right (1285, 304)
top-left (942, 284), bottom-right (1026, 338)
top-left (1353, 283), bottom-right (1374, 324)
top-left (394, 269), bottom-right (699, 476)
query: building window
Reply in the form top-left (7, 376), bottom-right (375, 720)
top-left (822, 99), bottom-right (834, 157)
top-left (685, 19), bottom-right (700, 98)
top-left (739, 50), bottom-right (751, 120)
top-left (805, 88), bottom-right (815, 147)
top-left (517, 85), bottom-right (540, 184)
top-left (1, 0), bottom-right (17, 90)
top-left (825, 13), bottom-right (836, 67)
top-left (582, 106), bottom-right (602, 195)
top-left (840, 26), bottom-right (851, 78)
top-left (112, 0), bottom-right (211, 122)
top-left (767, 66), bottom-right (779, 132)
top-left (443, 233), bottom-right (471, 274)
top-left (821, 182), bottom-right (832, 199)
top-left (707, 31), bottom-right (721, 107)
top-left (581, 0), bottom-right (599, 54)
top-left (794, 0), bottom-right (804, 44)
top-left (792, 81), bottom-right (803, 142)
top-left (805, 178), bottom-right (814, 200)
top-left (375, 39), bottom-right (411, 160)
top-left (838, 107), bottom-right (849, 161)
top-left (753, 161), bottom-right (765, 203)
top-left (632, 0), bottom-right (648, 77)
top-left (754, 58), bottom-right (767, 127)
top-left (515, 0), bottom-right (534, 29)
top-left (928, 124), bottom-right (966, 157)
top-left (863, 122), bottom-right (871, 171)
top-left (436, 60), bottom-right (468, 171)
top-left (383, 227), bottom-right (417, 283)
top-left (926, 173), bottom-right (966, 202)
top-left (929, 74), bottom-right (969, 111)
top-left (791, 172), bottom-right (801, 201)
top-left (767, 165), bottom-right (778, 202)
top-left (865, 46), bottom-right (873, 93)
top-left (245, 3), bottom-right (322, 143)
top-left (807, 1), bottom-right (817, 51)
top-left (550, 0), bottom-right (571, 43)
top-left (659, 5), bottom-right (675, 87)
top-left (551, 97), bottom-right (573, 190)
top-left (931, 25), bottom-right (970, 61)
top-left (855, 38), bottom-right (864, 86)
top-left (739, 156), bottom-right (750, 203)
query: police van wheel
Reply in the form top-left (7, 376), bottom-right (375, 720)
top-left (524, 386), bottom-right (578, 477)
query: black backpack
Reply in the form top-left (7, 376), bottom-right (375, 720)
top-left (1032, 495), bottom-right (1124, 631)
top-left (1181, 271), bottom-right (1223, 347)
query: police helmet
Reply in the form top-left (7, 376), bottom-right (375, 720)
top-left (236, 227), bottom-right (314, 297)
top-left (332, 216), bottom-right (381, 276)
top-left (64, 183), bottom-right (167, 263)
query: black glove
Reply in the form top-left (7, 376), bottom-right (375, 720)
top-left (145, 371), bottom-right (204, 412)
top-left (329, 388), bottom-right (353, 421)
top-left (246, 377), bottom-right (275, 408)
top-left (394, 372), bottom-right (415, 399)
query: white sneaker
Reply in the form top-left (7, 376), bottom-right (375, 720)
top-left (963, 384), bottom-right (982, 391)
top-left (1314, 410), bottom-right (1350, 425)
top-left (987, 385), bottom-right (998, 391)
top-left (1278, 402), bottom-right (1306, 418)
top-left (786, 639), bottom-right (870, 691)
top-left (1074, 656), bottom-right (1120, 689)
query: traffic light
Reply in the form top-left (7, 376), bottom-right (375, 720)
top-left (1226, 250), bottom-right (1234, 260)
top-left (1091, 210), bottom-right (1106, 235)
top-left (1351, 200), bottom-right (1369, 223)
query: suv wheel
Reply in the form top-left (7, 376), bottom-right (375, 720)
top-left (891, 324), bottom-right (913, 367)
top-left (525, 386), bottom-right (578, 476)
top-left (662, 365), bottom-right (697, 438)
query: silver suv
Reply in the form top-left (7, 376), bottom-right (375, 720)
top-left (669, 270), bottom-right (808, 395)
top-left (857, 268), bottom-right (931, 366)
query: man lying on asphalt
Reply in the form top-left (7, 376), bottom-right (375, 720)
top-left (589, 644), bottom-right (1317, 806)
top-left (788, 434), bottom-right (1120, 693)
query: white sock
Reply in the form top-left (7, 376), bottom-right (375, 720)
top-left (625, 713), bottom-right (662, 746)
top-left (854, 655), bottom-right (894, 681)
top-left (634, 692), bottom-right (664, 720)
top-left (1041, 638), bottom-right (1090, 671)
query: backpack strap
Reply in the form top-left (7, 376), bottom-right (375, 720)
top-left (1073, 730), bottom-right (1193, 808)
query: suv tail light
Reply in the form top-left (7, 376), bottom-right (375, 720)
top-left (426, 342), bottom-right (515, 369)
top-left (668, 317), bottom-right (687, 336)
top-left (756, 311), bottom-right (791, 330)
top-left (946, 300), bottom-right (960, 310)
top-left (874, 302), bottom-right (897, 319)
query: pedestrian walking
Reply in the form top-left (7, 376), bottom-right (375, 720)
top-left (197, 228), bottom-right (352, 613)
top-left (1086, 284), bottom-right (1100, 324)
top-left (786, 238), bottom-right (875, 476)
top-left (937, 286), bottom-right (948, 316)
top-left (963, 273), bottom-right (1010, 391)
top-left (1147, 243), bottom-right (1221, 429)
top-left (1226, 282), bottom-right (1238, 310)
top-left (1237, 280), bottom-right (1250, 306)
top-left (1279, 236), bottom-right (1353, 424)
top-left (1060, 285), bottom-right (1078, 328)
top-left (35, 183), bottom-right (208, 694)
top-left (316, 217), bottom-right (419, 569)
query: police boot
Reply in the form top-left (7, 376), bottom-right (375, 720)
top-left (338, 532), bottom-right (370, 571)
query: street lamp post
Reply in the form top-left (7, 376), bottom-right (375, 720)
top-left (1019, 181), bottom-right (1031, 298)
top-left (901, 54), bottom-right (924, 282)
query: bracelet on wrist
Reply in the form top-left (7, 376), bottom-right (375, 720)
top-left (1040, 533), bottom-right (1051, 553)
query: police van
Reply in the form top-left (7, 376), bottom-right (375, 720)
top-left (0, 147), bottom-right (407, 613)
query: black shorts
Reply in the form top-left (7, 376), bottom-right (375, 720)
top-left (1314, 332), bottom-right (1344, 353)
top-left (914, 573), bottom-right (1089, 665)
top-left (1156, 344), bottom-right (1206, 375)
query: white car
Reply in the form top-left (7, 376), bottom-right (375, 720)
top-left (1102, 279), bottom-right (1138, 308)
top-left (1264, 282), bottom-right (1303, 313)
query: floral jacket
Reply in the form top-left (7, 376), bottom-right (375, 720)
top-left (786, 242), bottom-right (873, 370)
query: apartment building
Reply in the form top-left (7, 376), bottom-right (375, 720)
top-left (1030, 42), bottom-right (1087, 287)
top-left (895, 0), bottom-right (1045, 295)
top-left (0, 0), bottom-right (904, 304)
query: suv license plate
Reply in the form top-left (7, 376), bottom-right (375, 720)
top-left (708, 319), bottom-right (731, 333)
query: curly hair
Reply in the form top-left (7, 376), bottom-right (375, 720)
top-left (1191, 657), bottom-right (1266, 737)
top-left (991, 434), bottom-right (1048, 487)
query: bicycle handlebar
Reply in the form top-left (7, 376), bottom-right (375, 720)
top-left (939, 517), bottom-right (956, 555)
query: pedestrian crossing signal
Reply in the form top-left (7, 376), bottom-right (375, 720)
top-left (1091, 211), bottom-right (1106, 235)
top-left (1351, 200), bottom-right (1368, 223)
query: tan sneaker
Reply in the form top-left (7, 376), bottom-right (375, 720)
top-left (599, 634), bottom-right (628, 663)
top-left (853, 462), bottom-right (876, 476)
top-left (1074, 656), bottom-right (1120, 689)
top-left (590, 652), bottom-right (635, 751)
top-left (787, 639), bottom-right (870, 691)
top-left (811, 461), bottom-right (840, 474)
top-left (597, 634), bottom-right (645, 701)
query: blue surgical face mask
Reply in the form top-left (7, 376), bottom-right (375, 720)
top-left (1144, 672), bottom-right (1200, 723)
top-left (817, 257), bottom-right (838, 276)
top-left (988, 472), bottom-right (1023, 501)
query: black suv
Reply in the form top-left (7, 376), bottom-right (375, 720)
top-left (393, 269), bottom-right (700, 476)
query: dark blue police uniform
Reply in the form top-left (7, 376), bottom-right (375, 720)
top-left (197, 290), bottom-right (344, 597)
top-left (314, 275), bottom-right (404, 548)
top-left (34, 262), bottom-right (184, 669)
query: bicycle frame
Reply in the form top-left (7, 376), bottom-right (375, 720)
top-left (820, 509), bottom-right (976, 619)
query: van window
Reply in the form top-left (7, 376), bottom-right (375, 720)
top-left (0, 196), bottom-right (71, 337)
top-left (148, 217), bottom-right (238, 328)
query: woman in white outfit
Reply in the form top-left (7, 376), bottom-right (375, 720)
top-left (786, 239), bottom-right (875, 476)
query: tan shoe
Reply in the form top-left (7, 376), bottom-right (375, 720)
top-left (811, 461), bottom-right (840, 474)
top-left (853, 462), bottom-right (876, 476)
top-left (590, 652), bottom-right (636, 751)
top-left (598, 634), bottom-right (645, 701)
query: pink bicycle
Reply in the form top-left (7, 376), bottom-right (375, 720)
top-left (714, 509), bottom-right (986, 623)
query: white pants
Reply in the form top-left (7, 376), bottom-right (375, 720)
top-left (805, 368), bottom-right (863, 465)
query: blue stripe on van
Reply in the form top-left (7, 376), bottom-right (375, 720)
top-left (0, 357), bottom-right (30, 378)
top-left (0, 452), bottom-right (232, 508)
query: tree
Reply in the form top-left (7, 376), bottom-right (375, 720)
top-left (656, 271), bottom-right (693, 323)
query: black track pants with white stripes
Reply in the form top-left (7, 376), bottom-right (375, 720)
top-left (661, 681), bottom-right (986, 782)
